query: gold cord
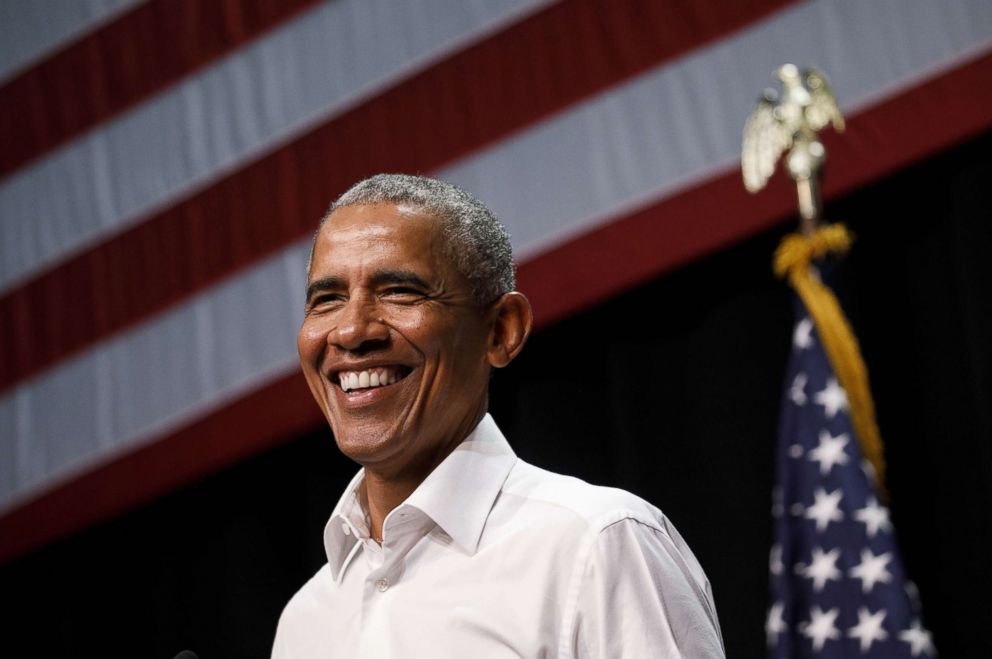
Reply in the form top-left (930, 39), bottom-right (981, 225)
top-left (774, 224), bottom-right (888, 502)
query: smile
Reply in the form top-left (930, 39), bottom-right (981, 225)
top-left (335, 366), bottom-right (411, 392)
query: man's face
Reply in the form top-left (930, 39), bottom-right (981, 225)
top-left (298, 202), bottom-right (494, 477)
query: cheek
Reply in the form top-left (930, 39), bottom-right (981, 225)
top-left (388, 308), bottom-right (489, 373)
top-left (422, 322), bottom-right (489, 382)
top-left (297, 321), bottom-right (326, 364)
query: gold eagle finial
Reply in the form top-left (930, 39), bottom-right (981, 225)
top-left (742, 64), bottom-right (845, 192)
top-left (742, 64), bottom-right (845, 233)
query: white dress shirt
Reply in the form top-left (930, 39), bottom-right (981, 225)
top-left (272, 414), bottom-right (724, 658)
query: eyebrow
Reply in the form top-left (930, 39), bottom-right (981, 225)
top-left (305, 270), bottom-right (432, 302)
top-left (305, 276), bottom-right (344, 303)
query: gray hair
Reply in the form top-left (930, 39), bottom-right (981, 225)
top-left (312, 174), bottom-right (515, 305)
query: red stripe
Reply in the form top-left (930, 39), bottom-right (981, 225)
top-left (0, 0), bottom-right (324, 181)
top-left (1, 54), bottom-right (990, 564)
top-left (0, 0), bottom-right (794, 394)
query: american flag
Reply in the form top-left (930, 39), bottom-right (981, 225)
top-left (768, 297), bottom-right (935, 657)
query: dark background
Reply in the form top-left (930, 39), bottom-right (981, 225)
top-left (2, 131), bottom-right (989, 658)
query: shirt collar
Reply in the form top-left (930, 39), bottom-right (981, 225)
top-left (323, 469), bottom-right (367, 581)
top-left (323, 414), bottom-right (516, 579)
top-left (404, 413), bottom-right (516, 554)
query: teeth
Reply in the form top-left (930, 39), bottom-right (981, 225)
top-left (339, 367), bottom-right (400, 392)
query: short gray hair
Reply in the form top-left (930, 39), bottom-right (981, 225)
top-left (312, 174), bottom-right (515, 305)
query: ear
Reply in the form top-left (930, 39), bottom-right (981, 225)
top-left (486, 292), bottom-right (533, 369)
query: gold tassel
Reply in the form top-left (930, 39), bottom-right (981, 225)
top-left (774, 224), bottom-right (888, 502)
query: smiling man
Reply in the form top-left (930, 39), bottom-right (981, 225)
top-left (272, 174), bottom-right (725, 658)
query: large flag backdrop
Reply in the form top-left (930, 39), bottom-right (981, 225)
top-left (1, 0), bottom-right (991, 577)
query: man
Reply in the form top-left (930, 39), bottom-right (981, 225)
top-left (272, 174), bottom-right (725, 657)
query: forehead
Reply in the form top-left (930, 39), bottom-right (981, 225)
top-left (310, 202), bottom-right (448, 277)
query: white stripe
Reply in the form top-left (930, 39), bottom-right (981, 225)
top-left (1, 0), bottom-right (990, 512)
top-left (0, 0), bottom-right (556, 294)
top-left (0, 0), bottom-right (147, 84)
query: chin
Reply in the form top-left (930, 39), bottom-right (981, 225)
top-left (329, 415), bottom-right (410, 465)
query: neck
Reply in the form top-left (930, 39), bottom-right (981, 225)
top-left (360, 472), bottom-right (417, 542)
top-left (360, 407), bottom-right (487, 542)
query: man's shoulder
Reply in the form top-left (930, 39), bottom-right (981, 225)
top-left (501, 458), bottom-right (671, 535)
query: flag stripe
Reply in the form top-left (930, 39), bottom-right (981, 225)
top-left (1, 51), bottom-right (990, 563)
top-left (0, 0), bottom-right (795, 393)
top-left (519, 51), bottom-right (992, 326)
top-left (0, 243), bottom-right (308, 510)
top-left (0, 0), bottom-right (146, 84)
top-left (0, 0), bottom-right (326, 181)
top-left (0, 371), bottom-right (321, 565)
top-left (0, 0), bottom-right (559, 294)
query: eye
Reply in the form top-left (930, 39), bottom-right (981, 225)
top-left (307, 293), bottom-right (345, 312)
top-left (381, 286), bottom-right (426, 302)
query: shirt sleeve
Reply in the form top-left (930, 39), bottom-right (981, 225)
top-left (270, 603), bottom-right (291, 659)
top-left (572, 516), bottom-right (725, 658)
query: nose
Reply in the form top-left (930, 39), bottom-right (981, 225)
top-left (328, 295), bottom-right (389, 353)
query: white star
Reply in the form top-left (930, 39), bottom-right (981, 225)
top-left (849, 548), bottom-right (893, 593)
top-left (848, 606), bottom-right (889, 652)
top-left (814, 377), bottom-right (849, 418)
top-left (769, 544), bottom-right (783, 575)
top-left (794, 317), bottom-right (814, 349)
top-left (854, 497), bottom-right (893, 538)
top-left (800, 605), bottom-right (841, 651)
top-left (805, 487), bottom-right (844, 532)
top-left (790, 372), bottom-right (808, 405)
top-left (808, 430), bottom-right (850, 475)
top-left (797, 546), bottom-right (841, 591)
top-left (766, 601), bottom-right (787, 645)
top-left (899, 620), bottom-right (936, 657)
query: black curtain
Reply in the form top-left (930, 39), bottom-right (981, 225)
top-left (2, 130), bottom-right (989, 658)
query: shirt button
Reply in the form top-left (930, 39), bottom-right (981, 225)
top-left (341, 523), bottom-right (351, 536)
top-left (375, 579), bottom-right (389, 592)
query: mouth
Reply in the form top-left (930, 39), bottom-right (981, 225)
top-left (333, 365), bottom-right (413, 393)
